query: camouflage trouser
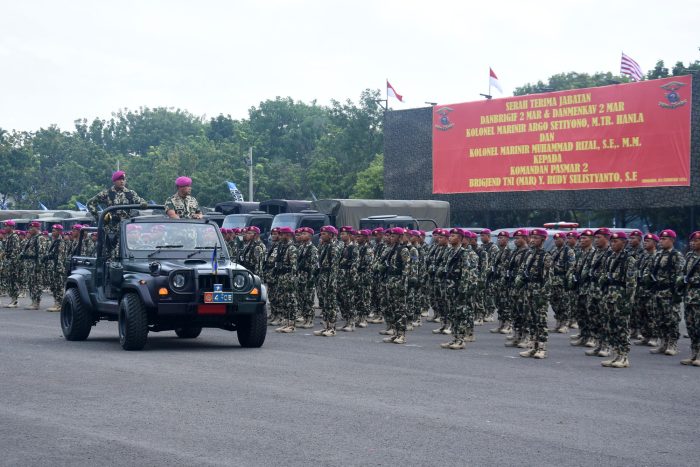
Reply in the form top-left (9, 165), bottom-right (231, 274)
top-left (525, 284), bottom-right (549, 346)
top-left (5, 262), bottom-right (20, 300)
top-left (575, 289), bottom-right (592, 339)
top-left (420, 278), bottom-right (431, 315)
top-left (446, 283), bottom-right (470, 340)
top-left (435, 279), bottom-right (449, 326)
top-left (684, 302), bottom-right (700, 353)
top-left (317, 272), bottom-right (338, 326)
top-left (356, 277), bottom-right (372, 321)
top-left (336, 269), bottom-right (356, 323)
top-left (549, 280), bottom-right (568, 323)
top-left (26, 262), bottom-right (43, 304)
top-left (495, 280), bottom-right (512, 323)
top-left (430, 275), bottom-right (443, 319)
top-left (511, 285), bottom-right (527, 337)
top-left (297, 277), bottom-right (316, 322)
top-left (586, 285), bottom-right (605, 341)
top-left (635, 289), bottom-right (656, 338)
top-left (370, 275), bottom-right (383, 317)
top-left (266, 282), bottom-right (278, 318)
top-left (386, 277), bottom-right (408, 334)
top-left (276, 274), bottom-right (298, 323)
top-left (603, 286), bottom-right (630, 354)
top-left (654, 291), bottom-right (681, 342)
top-left (473, 283), bottom-right (486, 320)
top-left (483, 282), bottom-right (497, 318)
top-left (48, 266), bottom-right (66, 303)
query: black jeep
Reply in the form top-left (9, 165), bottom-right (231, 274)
top-left (60, 204), bottom-right (267, 350)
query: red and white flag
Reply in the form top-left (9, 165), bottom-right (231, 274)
top-left (489, 67), bottom-right (503, 94)
top-left (387, 80), bottom-right (403, 102)
top-left (620, 52), bottom-right (644, 82)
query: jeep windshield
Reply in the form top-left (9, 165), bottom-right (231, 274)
top-left (270, 214), bottom-right (299, 230)
top-left (125, 222), bottom-right (225, 257)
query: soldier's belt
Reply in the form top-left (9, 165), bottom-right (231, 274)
top-left (339, 265), bottom-right (352, 270)
top-left (275, 267), bottom-right (292, 274)
top-left (320, 267), bottom-right (332, 272)
top-left (386, 271), bottom-right (402, 276)
top-left (607, 280), bottom-right (626, 287)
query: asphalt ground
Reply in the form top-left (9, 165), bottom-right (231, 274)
top-left (0, 292), bottom-right (697, 467)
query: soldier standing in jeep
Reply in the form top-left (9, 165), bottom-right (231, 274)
top-left (87, 171), bottom-right (148, 258)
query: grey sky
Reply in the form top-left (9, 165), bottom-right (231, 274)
top-left (1, 0), bottom-right (697, 132)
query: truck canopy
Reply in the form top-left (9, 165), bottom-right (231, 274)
top-left (312, 199), bottom-right (450, 229)
top-left (214, 201), bottom-right (260, 215)
top-left (259, 199), bottom-right (312, 215)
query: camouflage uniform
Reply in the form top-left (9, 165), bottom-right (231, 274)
top-left (626, 244), bottom-right (645, 336)
top-left (681, 250), bottom-right (700, 362)
top-left (163, 193), bottom-right (201, 219)
top-left (633, 249), bottom-right (657, 342)
top-left (337, 240), bottom-right (359, 328)
top-left (472, 244), bottom-right (490, 323)
top-left (583, 246), bottom-right (611, 348)
top-left (239, 238), bottom-right (266, 277)
top-left (356, 241), bottom-right (374, 325)
top-left (480, 240), bottom-right (499, 321)
top-left (432, 244), bottom-right (450, 329)
top-left (646, 247), bottom-right (685, 352)
top-left (296, 240), bottom-right (319, 326)
top-left (21, 233), bottom-right (47, 307)
top-left (489, 243), bottom-right (512, 331)
top-left (443, 244), bottom-right (478, 346)
top-left (419, 242), bottom-right (431, 316)
top-left (600, 249), bottom-right (636, 360)
top-left (407, 242), bottom-right (422, 326)
top-left (87, 186), bottom-right (145, 257)
top-left (316, 240), bottom-right (340, 333)
top-left (549, 243), bottom-right (576, 329)
top-left (570, 245), bottom-right (594, 343)
top-left (369, 238), bottom-right (386, 321)
top-left (271, 239), bottom-right (298, 330)
top-left (424, 242), bottom-right (443, 322)
top-left (263, 239), bottom-right (281, 323)
top-left (383, 242), bottom-right (412, 342)
top-left (44, 235), bottom-right (68, 306)
top-left (3, 231), bottom-right (22, 304)
top-left (516, 245), bottom-right (553, 354)
top-left (505, 246), bottom-right (529, 344)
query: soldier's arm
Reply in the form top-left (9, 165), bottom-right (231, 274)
top-left (289, 246), bottom-right (298, 275)
top-left (542, 252), bottom-right (554, 297)
top-left (626, 257), bottom-right (637, 298)
top-left (86, 190), bottom-right (107, 219)
top-left (163, 197), bottom-right (179, 219)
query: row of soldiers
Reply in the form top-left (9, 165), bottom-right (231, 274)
top-left (1, 222), bottom-right (95, 311)
top-left (219, 224), bottom-right (700, 367)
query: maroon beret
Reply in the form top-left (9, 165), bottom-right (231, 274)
top-left (644, 233), bottom-right (660, 242)
top-left (513, 228), bottom-right (529, 237)
top-left (659, 229), bottom-right (676, 239)
top-left (610, 231), bottom-right (627, 240)
top-left (566, 231), bottom-right (580, 238)
top-left (320, 225), bottom-right (338, 235)
top-left (689, 231), bottom-right (700, 241)
top-left (629, 230), bottom-right (643, 238)
top-left (594, 228), bottom-right (611, 237)
top-left (112, 170), bottom-right (126, 182)
top-left (530, 228), bottom-right (548, 238)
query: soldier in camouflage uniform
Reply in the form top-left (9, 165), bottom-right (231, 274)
top-left (599, 232), bottom-right (636, 368)
top-left (295, 227), bottom-right (318, 329)
top-left (355, 229), bottom-right (374, 328)
top-left (314, 226), bottom-right (340, 337)
top-left (646, 229), bottom-right (685, 356)
top-left (418, 231), bottom-right (431, 317)
top-left (381, 227), bottom-right (412, 344)
top-left (564, 231), bottom-right (581, 330)
top-left (516, 228), bottom-right (553, 359)
top-left (406, 230), bottom-right (423, 330)
top-left (423, 229), bottom-right (441, 323)
top-left (271, 227), bottom-right (298, 333)
top-left (87, 171), bottom-right (147, 258)
top-left (625, 230), bottom-right (645, 339)
top-left (489, 231), bottom-right (513, 334)
top-left (549, 232), bottom-right (576, 333)
top-left (239, 226), bottom-right (266, 279)
top-left (632, 233), bottom-right (659, 347)
top-left (426, 229), bottom-right (446, 324)
top-left (44, 224), bottom-right (68, 312)
top-left (468, 234), bottom-right (489, 325)
top-left (21, 221), bottom-right (47, 310)
top-left (479, 229), bottom-right (499, 323)
top-left (504, 229), bottom-right (530, 348)
top-left (368, 228), bottom-right (386, 324)
top-left (680, 231), bottom-right (700, 366)
top-left (164, 176), bottom-right (203, 219)
top-left (84, 231), bottom-right (98, 257)
top-left (583, 228), bottom-right (613, 357)
top-left (263, 228), bottom-right (282, 325)
top-left (2, 220), bottom-right (21, 308)
top-left (337, 226), bottom-right (359, 332)
top-left (440, 228), bottom-right (479, 349)
top-left (569, 230), bottom-right (595, 346)
top-left (430, 230), bottom-right (452, 336)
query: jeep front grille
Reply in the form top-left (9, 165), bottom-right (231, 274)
top-left (198, 274), bottom-right (231, 291)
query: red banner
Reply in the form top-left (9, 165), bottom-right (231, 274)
top-left (432, 75), bottom-right (692, 193)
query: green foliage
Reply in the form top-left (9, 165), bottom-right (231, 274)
top-left (351, 154), bottom-right (384, 199)
top-left (514, 72), bottom-right (630, 96)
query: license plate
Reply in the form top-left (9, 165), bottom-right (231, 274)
top-left (204, 291), bottom-right (233, 303)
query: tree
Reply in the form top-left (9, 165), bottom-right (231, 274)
top-left (351, 154), bottom-right (383, 199)
top-left (514, 71), bottom-right (630, 95)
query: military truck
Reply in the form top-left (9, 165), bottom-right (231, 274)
top-left (312, 199), bottom-right (450, 230)
top-left (60, 204), bottom-right (267, 351)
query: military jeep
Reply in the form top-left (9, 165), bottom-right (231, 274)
top-left (60, 204), bottom-right (267, 350)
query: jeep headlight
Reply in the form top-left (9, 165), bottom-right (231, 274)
top-left (172, 273), bottom-right (187, 289)
top-left (232, 272), bottom-right (250, 291)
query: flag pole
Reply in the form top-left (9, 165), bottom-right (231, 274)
top-left (386, 78), bottom-right (389, 111)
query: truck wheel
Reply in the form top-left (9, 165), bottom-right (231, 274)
top-left (61, 288), bottom-right (92, 341)
top-left (175, 326), bottom-right (202, 339)
top-left (237, 312), bottom-right (267, 348)
top-left (119, 293), bottom-right (148, 351)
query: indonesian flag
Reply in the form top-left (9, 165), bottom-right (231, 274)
top-left (489, 67), bottom-right (503, 94)
top-left (387, 80), bottom-right (403, 102)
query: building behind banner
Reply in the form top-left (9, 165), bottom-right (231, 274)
top-left (384, 76), bottom-right (699, 230)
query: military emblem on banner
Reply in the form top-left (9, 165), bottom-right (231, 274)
top-left (658, 81), bottom-right (688, 109)
top-left (435, 107), bottom-right (455, 131)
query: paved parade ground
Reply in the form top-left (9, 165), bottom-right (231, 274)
top-left (0, 293), bottom-right (696, 466)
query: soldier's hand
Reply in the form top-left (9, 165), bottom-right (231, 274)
top-left (139, 202), bottom-right (149, 209)
top-left (103, 212), bottom-right (112, 224)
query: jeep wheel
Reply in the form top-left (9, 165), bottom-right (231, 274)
top-left (61, 288), bottom-right (92, 341)
top-left (175, 326), bottom-right (202, 339)
top-left (236, 312), bottom-right (267, 348)
top-left (119, 293), bottom-right (148, 351)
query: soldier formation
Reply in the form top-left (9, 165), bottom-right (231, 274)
top-left (219, 224), bottom-right (700, 369)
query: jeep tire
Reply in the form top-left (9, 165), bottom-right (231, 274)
top-left (61, 288), bottom-right (92, 341)
top-left (119, 292), bottom-right (149, 351)
top-left (236, 312), bottom-right (267, 348)
top-left (175, 326), bottom-right (202, 339)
